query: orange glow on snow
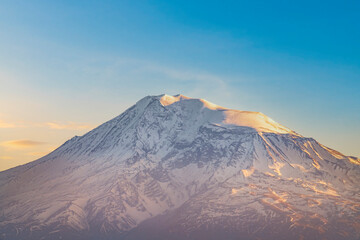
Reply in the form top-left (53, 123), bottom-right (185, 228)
top-left (242, 167), bottom-right (255, 178)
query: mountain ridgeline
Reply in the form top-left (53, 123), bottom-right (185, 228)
top-left (0, 94), bottom-right (359, 240)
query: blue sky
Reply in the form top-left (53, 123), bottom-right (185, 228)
top-left (0, 0), bottom-right (359, 170)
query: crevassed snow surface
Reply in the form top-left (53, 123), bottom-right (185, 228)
top-left (0, 94), bottom-right (359, 240)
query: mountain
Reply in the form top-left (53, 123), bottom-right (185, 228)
top-left (0, 94), bottom-right (359, 240)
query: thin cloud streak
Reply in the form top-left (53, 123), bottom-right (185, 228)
top-left (0, 140), bottom-right (46, 149)
top-left (85, 57), bottom-right (235, 102)
top-left (45, 122), bottom-right (95, 130)
top-left (0, 120), bottom-right (94, 130)
top-left (0, 120), bottom-right (19, 128)
top-left (151, 64), bottom-right (233, 102)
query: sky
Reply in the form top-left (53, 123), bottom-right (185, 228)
top-left (0, 0), bottom-right (359, 171)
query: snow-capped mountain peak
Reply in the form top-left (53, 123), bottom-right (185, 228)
top-left (0, 94), bottom-right (359, 240)
top-left (149, 94), bottom-right (295, 134)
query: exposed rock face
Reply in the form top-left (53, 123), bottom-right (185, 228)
top-left (0, 94), bottom-right (359, 240)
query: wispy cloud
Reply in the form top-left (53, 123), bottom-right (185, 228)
top-left (0, 140), bottom-right (46, 149)
top-left (83, 57), bottom-right (235, 102)
top-left (45, 121), bottom-right (95, 130)
top-left (0, 120), bottom-right (19, 128)
top-left (143, 63), bottom-right (232, 99)
top-left (79, 57), bottom-right (232, 91)
top-left (0, 119), bottom-right (94, 130)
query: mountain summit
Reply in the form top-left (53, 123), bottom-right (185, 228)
top-left (1, 94), bottom-right (359, 240)
top-left (159, 94), bottom-right (296, 134)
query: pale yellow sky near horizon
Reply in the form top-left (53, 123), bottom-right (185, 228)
top-left (0, 120), bottom-right (97, 171)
